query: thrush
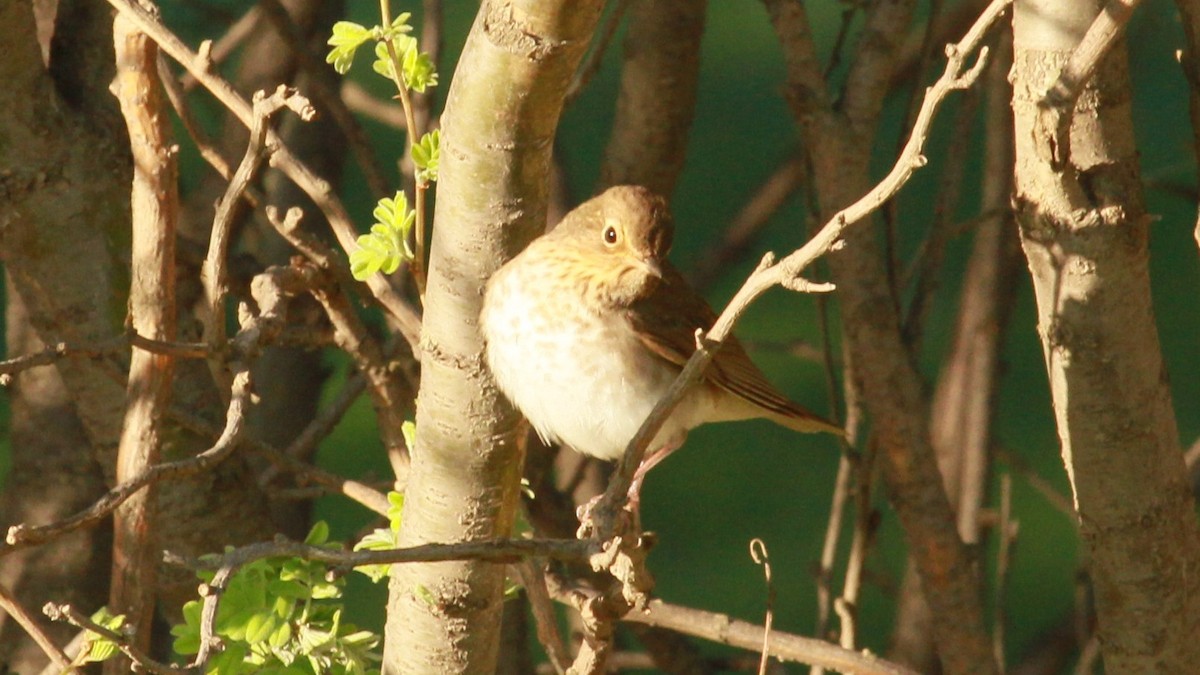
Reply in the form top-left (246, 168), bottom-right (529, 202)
top-left (480, 185), bottom-right (840, 490)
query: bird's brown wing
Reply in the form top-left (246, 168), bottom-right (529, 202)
top-left (627, 267), bottom-right (842, 435)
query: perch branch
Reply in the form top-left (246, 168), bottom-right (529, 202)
top-left (587, 0), bottom-right (1009, 540)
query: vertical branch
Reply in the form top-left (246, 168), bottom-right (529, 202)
top-left (598, 0), bottom-right (707, 197)
top-left (764, 1), bottom-right (1007, 672)
top-left (1013, 0), bottom-right (1200, 670)
top-left (385, 2), bottom-right (604, 672)
top-left (890, 29), bottom-right (1018, 670)
top-left (1175, 0), bottom-right (1200, 252)
top-left (107, 9), bottom-right (178, 667)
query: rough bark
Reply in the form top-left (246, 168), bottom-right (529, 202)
top-left (1012, 0), bottom-right (1200, 670)
top-left (0, 2), bottom-right (129, 668)
top-left (384, 2), bottom-right (604, 672)
top-left (105, 14), bottom-right (178, 668)
top-left (598, 0), bottom-right (706, 197)
top-left (0, 289), bottom-right (112, 673)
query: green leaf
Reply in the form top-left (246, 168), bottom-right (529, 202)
top-left (412, 130), bottom-right (440, 183)
top-left (386, 490), bottom-right (405, 532)
top-left (352, 527), bottom-right (400, 583)
top-left (349, 191), bottom-right (415, 281)
top-left (305, 521), bottom-right (331, 546)
top-left (401, 44), bottom-right (438, 93)
top-left (244, 612), bottom-right (278, 646)
top-left (80, 608), bottom-right (125, 663)
top-left (326, 21), bottom-right (371, 74)
top-left (378, 12), bottom-right (413, 41)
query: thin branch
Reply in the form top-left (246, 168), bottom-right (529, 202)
top-left (379, 0), bottom-right (428, 301)
top-left (203, 85), bottom-right (315, 365)
top-left (564, 0), bottom-right (632, 106)
top-left (0, 331), bottom-right (207, 379)
top-left (993, 474), bottom-right (1017, 673)
top-left (43, 603), bottom-right (187, 675)
top-left (102, 0), bottom-right (423, 347)
top-left (750, 539), bottom-right (775, 675)
top-left (624, 600), bottom-right (922, 675)
top-left (516, 561), bottom-right (571, 675)
top-left (0, 583), bottom-right (75, 673)
top-left (586, 0), bottom-right (1010, 541)
top-left (157, 54), bottom-right (236, 183)
top-left (2, 368), bottom-right (252, 553)
top-left (3, 262), bottom-right (312, 554)
top-left (256, 0), bottom-right (392, 199)
top-left (177, 6), bottom-right (261, 92)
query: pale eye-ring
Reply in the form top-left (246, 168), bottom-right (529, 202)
top-left (603, 225), bottom-right (619, 246)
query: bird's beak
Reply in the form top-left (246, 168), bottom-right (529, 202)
top-left (640, 257), bottom-right (663, 279)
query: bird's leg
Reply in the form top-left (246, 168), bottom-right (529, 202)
top-left (576, 438), bottom-right (684, 537)
top-left (626, 437), bottom-right (683, 513)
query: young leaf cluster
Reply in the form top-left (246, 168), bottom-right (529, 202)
top-left (349, 191), bottom-right (416, 280)
top-left (352, 490), bottom-right (407, 583)
top-left (325, 14), bottom-right (437, 93)
top-left (170, 523), bottom-right (382, 675)
top-left (76, 608), bottom-right (126, 666)
top-left (412, 130), bottom-right (440, 184)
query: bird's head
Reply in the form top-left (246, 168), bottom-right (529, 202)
top-left (547, 185), bottom-right (674, 307)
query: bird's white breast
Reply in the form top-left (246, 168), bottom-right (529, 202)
top-left (481, 252), bottom-right (704, 461)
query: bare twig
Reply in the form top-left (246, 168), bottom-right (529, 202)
top-left (178, 6), bottom-right (261, 92)
top-left (3, 263), bottom-right (312, 554)
top-left (587, 0), bottom-right (1009, 541)
top-left (203, 85), bottom-right (315, 368)
top-left (43, 603), bottom-right (187, 675)
top-left (750, 539), bottom-right (775, 675)
top-left (993, 474), bottom-right (1017, 673)
top-left (564, 0), bottom-right (632, 105)
top-left (624, 600), bottom-right (922, 675)
top-left (0, 331), bottom-right (207, 380)
top-left (2, 368), bottom-right (253, 553)
top-left (158, 55), bottom-right (237, 183)
top-left (0, 583), bottom-right (75, 673)
top-left (516, 561), bottom-right (571, 675)
top-left (305, 259), bottom-right (415, 477)
top-left (256, 0), bottom-right (391, 199)
top-left (102, 0), bottom-right (423, 347)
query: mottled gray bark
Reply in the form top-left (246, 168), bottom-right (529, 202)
top-left (1012, 0), bottom-right (1200, 670)
top-left (384, 2), bottom-right (603, 672)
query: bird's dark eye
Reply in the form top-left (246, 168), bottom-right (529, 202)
top-left (603, 225), bottom-right (619, 245)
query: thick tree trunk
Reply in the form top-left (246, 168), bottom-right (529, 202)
top-left (384, 2), bottom-right (603, 672)
top-left (1012, 0), bottom-right (1200, 670)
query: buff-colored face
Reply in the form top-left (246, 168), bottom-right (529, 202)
top-left (544, 185), bottom-right (675, 307)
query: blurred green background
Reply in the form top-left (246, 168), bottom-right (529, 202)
top-left (3, 0), bottom-right (1198, 672)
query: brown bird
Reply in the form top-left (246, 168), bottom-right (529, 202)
top-left (480, 185), bottom-right (840, 489)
